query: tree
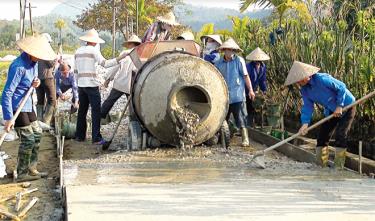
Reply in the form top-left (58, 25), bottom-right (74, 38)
top-left (74, 0), bottom-right (178, 39)
top-left (240, 0), bottom-right (312, 28)
top-left (54, 19), bottom-right (66, 46)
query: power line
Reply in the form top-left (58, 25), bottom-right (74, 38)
top-left (55, 0), bottom-right (86, 11)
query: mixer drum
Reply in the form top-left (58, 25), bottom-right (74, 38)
top-left (132, 52), bottom-right (229, 146)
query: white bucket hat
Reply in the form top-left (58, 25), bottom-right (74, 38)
top-left (201, 34), bottom-right (223, 45)
top-left (177, 31), bottom-right (195, 41)
top-left (157, 12), bottom-right (180, 26)
top-left (284, 61), bottom-right (320, 86)
top-left (246, 47), bottom-right (270, 61)
top-left (123, 34), bottom-right (142, 46)
top-left (79, 28), bottom-right (105, 44)
top-left (218, 38), bottom-right (242, 52)
top-left (16, 35), bottom-right (57, 61)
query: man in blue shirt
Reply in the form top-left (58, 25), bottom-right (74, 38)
top-left (55, 63), bottom-right (79, 113)
top-left (285, 61), bottom-right (356, 169)
top-left (245, 47), bottom-right (270, 127)
top-left (215, 38), bottom-right (255, 147)
top-left (201, 35), bottom-right (222, 64)
top-left (1, 35), bottom-right (56, 180)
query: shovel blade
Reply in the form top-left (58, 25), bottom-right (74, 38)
top-left (250, 154), bottom-right (266, 169)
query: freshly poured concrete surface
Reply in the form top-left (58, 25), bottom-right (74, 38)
top-left (64, 143), bottom-right (375, 221)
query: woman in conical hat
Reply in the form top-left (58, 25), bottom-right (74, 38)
top-left (200, 34), bottom-right (222, 64)
top-left (177, 31), bottom-right (195, 41)
top-left (215, 38), bottom-right (255, 148)
top-left (245, 47), bottom-right (270, 127)
top-left (285, 61), bottom-right (356, 169)
top-left (2, 35), bottom-right (56, 181)
top-left (142, 11), bottom-right (180, 43)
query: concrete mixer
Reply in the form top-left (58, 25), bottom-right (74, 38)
top-left (127, 40), bottom-right (229, 150)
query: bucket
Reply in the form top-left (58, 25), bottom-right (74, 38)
top-left (62, 121), bottom-right (76, 139)
top-left (271, 129), bottom-right (288, 139)
top-left (266, 103), bottom-right (281, 117)
top-left (266, 115), bottom-right (280, 128)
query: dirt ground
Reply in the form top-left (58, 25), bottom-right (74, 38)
top-left (0, 133), bottom-right (63, 221)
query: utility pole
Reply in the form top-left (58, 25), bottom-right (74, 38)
top-left (136, 0), bottom-right (139, 36)
top-left (28, 1), bottom-right (36, 35)
top-left (112, 0), bottom-right (116, 58)
top-left (19, 0), bottom-right (27, 39)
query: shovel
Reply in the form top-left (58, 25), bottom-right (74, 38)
top-left (249, 90), bottom-right (375, 169)
top-left (0, 86), bottom-right (34, 148)
top-left (102, 95), bottom-right (132, 150)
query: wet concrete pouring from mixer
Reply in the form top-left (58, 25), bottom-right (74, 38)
top-left (173, 107), bottom-right (200, 149)
top-left (63, 133), bottom-right (375, 221)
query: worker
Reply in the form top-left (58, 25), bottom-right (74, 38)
top-left (142, 11), bottom-right (180, 43)
top-left (1, 35), bottom-right (56, 181)
top-left (245, 47), bottom-right (270, 127)
top-left (177, 31), bottom-right (195, 41)
top-left (74, 28), bottom-right (128, 145)
top-left (285, 61), bottom-right (356, 169)
top-left (36, 33), bottom-right (58, 125)
top-left (55, 63), bottom-right (79, 113)
top-left (101, 35), bottom-right (142, 126)
top-left (215, 38), bottom-right (255, 147)
top-left (201, 35), bottom-right (222, 64)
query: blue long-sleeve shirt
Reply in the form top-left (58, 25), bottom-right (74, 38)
top-left (55, 70), bottom-right (78, 101)
top-left (203, 50), bottom-right (220, 64)
top-left (1, 52), bottom-right (37, 120)
top-left (300, 73), bottom-right (355, 124)
top-left (215, 55), bottom-right (248, 104)
top-left (245, 61), bottom-right (267, 94)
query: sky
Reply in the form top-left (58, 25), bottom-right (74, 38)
top-left (0, 0), bottom-right (256, 20)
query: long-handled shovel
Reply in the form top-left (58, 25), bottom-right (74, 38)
top-left (0, 86), bottom-right (34, 148)
top-left (249, 90), bottom-right (375, 169)
top-left (102, 95), bottom-right (132, 150)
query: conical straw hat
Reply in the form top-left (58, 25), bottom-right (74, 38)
top-left (218, 38), bottom-right (242, 52)
top-left (123, 34), bottom-right (142, 46)
top-left (246, 47), bottom-right (270, 61)
top-left (177, 31), bottom-right (195, 40)
top-left (16, 35), bottom-right (57, 61)
top-left (79, 28), bottom-right (105, 44)
top-left (284, 61), bottom-right (320, 86)
top-left (157, 12), bottom-right (180, 26)
top-left (200, 34), bottom-right (222, 45)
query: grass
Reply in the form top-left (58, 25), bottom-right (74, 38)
top-left (0, 61), bottom-right (10, 100)
top-left (0, 50), bottom-right (19, 58)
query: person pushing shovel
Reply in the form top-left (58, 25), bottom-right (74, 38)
top-left (1, 35), bottom-right (56, 181)
top-left (284, 61), bottom-right (356, 169)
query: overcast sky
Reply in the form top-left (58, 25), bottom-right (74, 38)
top-left (0, 0), bottom-right (256, 20)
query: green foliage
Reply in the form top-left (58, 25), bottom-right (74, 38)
top-left (75, 0), bottom-right (175, 39)
top-left (0, 62), bottom-right (10, 96)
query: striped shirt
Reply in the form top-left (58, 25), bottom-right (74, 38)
top-left (74, 45), bottom-right (118, 87)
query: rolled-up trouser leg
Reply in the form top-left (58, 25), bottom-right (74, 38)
top-left (15, 125), bottom-right (35, 175)
top-left (29, 121), bottom-right (43, 167)
top-left (333, 107), bottom-right (356, 169)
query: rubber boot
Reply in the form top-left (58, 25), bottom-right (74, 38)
top-left (36, 105), bottom-right (44, 121)
top-left (241, 127), bottom-right (250, 147)
top-left (15, 125), bottom-right (35, 176)
top-left (334, 148), bottom-right (347, 170)
top-left (43, 104), bottom-right (55, 125)
top-left (28, 121), bottom-right (48, 177)
top-left (315, 146), bottom-right (329, 167)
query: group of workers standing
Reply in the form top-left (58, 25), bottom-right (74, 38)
top-left (1, 11), bottom-right (356, 181)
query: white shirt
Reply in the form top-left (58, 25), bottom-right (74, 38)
top-left (74, 45), bottom-right (118, 87)
top-left (106, 49), bottom-right (137, 94)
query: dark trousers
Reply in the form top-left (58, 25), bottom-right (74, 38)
top-left (226, 102), bottom-right (247, 128)
top-left (317, 107), bottom-right (356, 148)
top-left (14, 111), bottom-right (37, 127)
top-left (36, 78), bottom-right (56, 106)
top-left (101, 88), bottom-right (127, 119)
top-left (75, 87), bottom-right (102, 142)
top-left (245, 96), bottom-right (256, 127)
